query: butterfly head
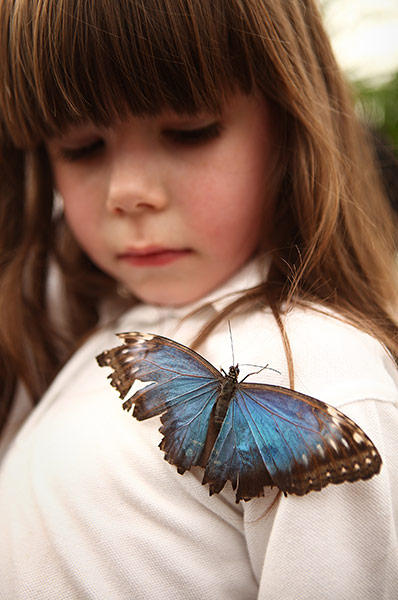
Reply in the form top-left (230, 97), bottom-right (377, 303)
top-left (227, 365), bottom-right (240, 381)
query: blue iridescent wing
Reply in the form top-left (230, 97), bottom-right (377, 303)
top-left (203, 383), bottom-right (381, 502)
top-left (97, 332), bottom-right (223, 471)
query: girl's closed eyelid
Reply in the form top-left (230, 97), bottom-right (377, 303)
top-left (50, 120), bottom-right (224, 162)
top-left (56, 138), bottom-right (105, 162)
top-left (163, 122), bottom-right (224, 145)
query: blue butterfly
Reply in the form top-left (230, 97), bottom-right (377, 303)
top-left (97, 332), bottom-right (382, 502)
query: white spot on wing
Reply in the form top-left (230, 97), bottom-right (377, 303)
top-left (327, 406), bottom-right (340, 418)
top-left (317, 443), bottom-right (325, 458)
top-left (353, 432), bottom-right (365, 445)
top-left (329, 438), bottom-right (339, 453)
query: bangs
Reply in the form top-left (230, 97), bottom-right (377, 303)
top-left (0, 0), bottom-right (258, 148)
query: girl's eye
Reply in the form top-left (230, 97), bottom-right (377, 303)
top-left (59, 139), bottom-right (105, 162)
top-left (164, 122), bottom-right (223, 145)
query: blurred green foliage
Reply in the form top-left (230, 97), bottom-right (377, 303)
top-left (354, 72), bottom-right (398, 155)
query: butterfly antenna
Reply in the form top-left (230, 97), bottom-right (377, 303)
top-left (228, 320), bottom-right (235, 365)
top-left (240, 362), bottom-right (280, 373)
top-left (240, 364), bottom-right (281, 383)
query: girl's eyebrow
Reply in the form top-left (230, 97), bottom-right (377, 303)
top-left (47, 121), bottom-right (106, 141)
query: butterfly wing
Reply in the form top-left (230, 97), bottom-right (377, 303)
top-left (97, 332), bottom-right (222, 471)
top-left (203, 382), bottom-right (382, 502)
top-left (98, 333), bottom-right (382, 503)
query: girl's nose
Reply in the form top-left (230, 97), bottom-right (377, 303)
top-left (106, 154), bottom-right (167, 216)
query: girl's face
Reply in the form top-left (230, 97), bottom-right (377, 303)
top-left (46, 93), bottom-right (276, 306)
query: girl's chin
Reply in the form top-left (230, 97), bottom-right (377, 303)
top-left (122, 283), bottom-right (211, 308)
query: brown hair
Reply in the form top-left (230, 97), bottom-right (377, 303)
top-left (0, 0), bottom-right (397, 434)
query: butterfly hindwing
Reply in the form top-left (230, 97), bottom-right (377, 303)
top-left (202, 388), bottom-right (276, 501)
top-left (97, 332), bottom-right (382, 502)
top-left (158, 383), bottom-right (219, 472)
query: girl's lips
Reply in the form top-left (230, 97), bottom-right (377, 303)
top-left (118, 247), bottom-right (192, 267)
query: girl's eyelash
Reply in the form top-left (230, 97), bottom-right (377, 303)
top-left (165, 122), bottom-right (223, 144)
top-left (59, 139), bottom-right (105, 162)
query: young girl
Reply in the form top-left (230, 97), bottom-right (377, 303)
top-left (0, 0), bottom-right (397, 597)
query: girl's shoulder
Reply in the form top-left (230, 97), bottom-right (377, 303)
top-left (198, 305), bottom-right (398, 409)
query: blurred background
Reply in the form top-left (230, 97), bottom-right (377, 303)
top-left (320, 0), bottom-right (398, 154)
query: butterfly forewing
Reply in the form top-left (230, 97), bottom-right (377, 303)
top-left (97, 332), bottom-right (382, 502)
top-left (207, 382), bottom-right (381, 499)
top-left (97, 332), bottom-right (223, 468)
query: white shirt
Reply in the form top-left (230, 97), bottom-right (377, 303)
top-left (1, 261), bottom-right (398, 599)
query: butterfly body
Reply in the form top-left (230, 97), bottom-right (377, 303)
top-left (213, 366), bottom-right (240, 426)
top-left (97, 332), bottom-right (382, 502)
